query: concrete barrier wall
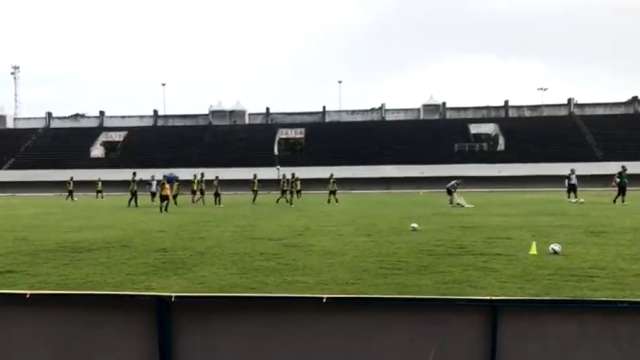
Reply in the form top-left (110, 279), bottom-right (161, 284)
top-left (11, 97), bottom-right (640, 128)
top-left (1, 292), bottom-right (640, 360)
top-left (0, 294), bottom-right (159, 360)
top-left (271, 112), bottom-right (323, 124)
top-left (51, 116), bottom-right (101, 128)
top-left (247, 113), bottom-right (268, 124)
top-left (104, 115), bottom-right (155, 127)
top-left (448, 106), bottom-right (506, 119)
top-left (0, 162), bottom-right (636, 182)
top-left (156, 114), bottom-right (210, 126)
top-left (385, 108), bottom-right (420, 120)
top-left (574, 102), bottom-right (637, 116)
top-left (509, 104), bottom-right (569, 117)
top-left (14, 117), bottom-right (46, 128)
top-left (326, 108), bottom-right (383, 122)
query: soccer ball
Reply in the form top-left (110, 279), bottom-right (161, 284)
top-left (410, 223), bottom-right (419, 231)
top-left (578, 198), bottom-right (585, 204)
top-left (548, 243), bottom-right (562, 255)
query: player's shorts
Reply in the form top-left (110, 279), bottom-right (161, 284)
top-left (446, 188), bottom-right (454, 196)
top-left (96, 190), bottom-right (103, 194)
top-left (296, 189), bottom-right (302, 195)
top-left (191, 189), bottom-right (197, 196)
top-left (130, 190), bottom-right (138, 196)
top-left (280, 189), bottom-right (287, 196)
top-left (214, 191), bottom-right (221, 197)
top-left (172, 193), bottom-right (179, 199)
top-left (617, 185), bottom-right (627, 196)
top-left (150, 191), bottom-right (157, 196)
top-left (199, 189), bottom-right (205, 196)
top-left (567, 184), bottom-right (578, 193)
top-left (160, 194), bottom-right (170, 202)
top-left (68, 190), bottom-right (74, 196)
top-left (329, 190), bottom-right (337, 196)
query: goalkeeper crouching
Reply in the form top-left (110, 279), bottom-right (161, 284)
top-left (446, 179), bottom-right (461, 205)
top-left (445, 179), bottom-right (473, 207)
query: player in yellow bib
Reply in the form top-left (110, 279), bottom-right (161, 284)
top-left (191, 174), bottom-right (198, 204)
top-left (65, 177), bottom-right (76, 201)
top-left (96, 178), bottom-right (104, 199)
top-left (251, 174), bottom-right (259, 204)
top-left (328, 173), bottom-right (339, 204)
top-left (159, 176), bottom-right (172, 213)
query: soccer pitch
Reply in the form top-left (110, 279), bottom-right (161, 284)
top-left (1, 191), bottom-right (638, 299)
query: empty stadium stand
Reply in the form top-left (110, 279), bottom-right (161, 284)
top-left (0, 128), bottom-right (37, 169)
top-left (10, 128), bottom-right (113, 169)
top-left (581, 114), bottom-right (640, 162)
top-left (1, 114), bottom-right (638, 170)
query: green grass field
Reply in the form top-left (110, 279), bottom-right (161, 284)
top-left (1, 191), bottom-right (638, 299)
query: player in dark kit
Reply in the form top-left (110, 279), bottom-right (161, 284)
top-left (251, 174), bottom-right (259, 204)
top-left (288, 173), bottom-right (296, 207)
top-left (196, 172), bottom-right (206, 205)
top-left (612, 165), bottom-right (629, 204)
top-left (127, 171), bottom-right (139, 208)
top-left (213, 176), bottom-right (223, 207)
top-left (96, 178), bottom-right (104, 199)
top-left (65, 177), bottom-right (75, 201)
top-left (294, 175), bottom-right (302, 199)
top-left (191, 174), bottom-right (198, 204)
top-left (327, 173), bottom-right (339, 204)
top-left (159, 176), bottom-right (172, 213)
top-left (565, 168), bottom-right (579, 200)
top-left (172, 178), bottom-right (180, 206)
top-left (276, 174), bottom-right (290, 204)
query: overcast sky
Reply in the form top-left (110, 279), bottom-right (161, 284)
top-left (1, 0), bottom-right (638, 118)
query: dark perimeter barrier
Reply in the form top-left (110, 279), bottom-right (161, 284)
top-left (1, 292), bottom-right (640, 359)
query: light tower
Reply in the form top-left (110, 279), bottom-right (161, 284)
top-left (337, 80), bottom-right (343, 110)
top-left (10, 65), bottom-right (20, 117)
top-left (161, 82), bottom-right (167, 115)
top-left (537, 87), bottom-right (548, 105)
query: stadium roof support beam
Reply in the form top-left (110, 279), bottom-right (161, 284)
top-left (45, 112), bottom-right (52, 128)
top-left (631, 96), bottom-right (640, 114)
top-left (504, 100), bottom-right (510, 119)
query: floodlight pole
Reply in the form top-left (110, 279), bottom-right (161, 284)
top-left (161, 82), bottom-right (167, 115)
top-left (338, 80), bottom-right (343, 110)
top-left (537, 87), bottom-right (548, 105)
top-left (10, 65), bottom-right (20, 117)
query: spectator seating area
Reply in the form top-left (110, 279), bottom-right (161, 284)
top-left (0, 113), bottom-right (638, 170)
top-left (0, 129), bottom-right (37, 168)
top-left (581, 114), bottom-right (640, 162)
